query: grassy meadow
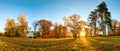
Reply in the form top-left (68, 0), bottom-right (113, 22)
top-left (0, 36), bottom-right (120, 51)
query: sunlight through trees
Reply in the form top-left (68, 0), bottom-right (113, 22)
top-left (80, 28), bottom-right (86, 37)
top-left (1, 0), bottom-right (120, 51)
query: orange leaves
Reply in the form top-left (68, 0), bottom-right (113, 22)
top-left (18, 14), bottom-right (27, 26)
top-left (17, 14), bottom-right (27, 34)
top-left (38, 19), bottom-right (53, 38)
top-left (63, 14), bottom-right (86, 38)
top-left (6, 18), bottom-right (15, 28)
top-left (38, 19), bottom-right (52, 27)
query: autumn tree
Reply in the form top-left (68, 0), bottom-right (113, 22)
top-left (117, 21), bottom-right (120, 36)
top-left (112, 19), bottom-right (120, 36)
top-left (5, 18), bottom-right (18, 37)
top-left (54, 23), bottom-right (67, 38)
top-left (54, 23), bottom-right (60, 38)
top-left (38, 19), bottom-right (52, 38)
top-left (17, 14), bottom-right (27, 37)
top-left (63, 14), bottom-right (82, 38)
top-left (62, 26), bottom-right (67, 38)
top-left (84, 28), bottom-right (90, 37)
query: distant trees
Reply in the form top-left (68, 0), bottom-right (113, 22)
top-left (79, 20), bottom-right (86, 35)
top-left (37, 19), bottom-right (53, 38)
top-left (5, 18), bottom-right (19, 37)
top-left (4, 14), bottom-right (28, 37)
top-left (63, 14), bottom-right (83, 38)
top-left (33, 21), bottom-right (39, 33)
top-left (54, 23), bottom-right (60, 38)
top-left (4, 2), bottom-right (118, 38)
top-left (17, 14), bottom-right (27, 37)
top-left (33, 20), bottom-right (67, 38)
top-left (54, 23), bottom-right (67, 38)
top-left (111, 20), bottom-right (120, 36)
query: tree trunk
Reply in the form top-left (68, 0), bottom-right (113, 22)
top-left (73, 24), bottom-right (77, 38)
top-left (107, 26), bottom-right (110, 35)
top-left (101, 22), bottom-right (105, 36)
top-left (105, 24), bottom-right (106, 36)
top-left (90, 25), bottom-right (92, 37)
top-left (114, 25), bottom-right (115, 36)
top-left (103, 24), bottom-right (106, 36)
top-left (73, 29), bottom-right (77, 38)
top-left (94, 23), bottom-right (96, 36)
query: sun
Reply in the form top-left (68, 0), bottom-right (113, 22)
top-left (80, 28), bottom-right (86, 37)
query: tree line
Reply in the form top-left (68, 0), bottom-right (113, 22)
top-left (4, 2), bottom-right (120, 38)
top-left (5, 14), bottom-right (27, 37)
top-left (4, 13), bottom-right (85, 38)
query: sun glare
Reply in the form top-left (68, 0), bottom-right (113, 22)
top-left (80, 28), bottom-right (86, 37)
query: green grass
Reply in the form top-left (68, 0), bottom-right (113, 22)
top-left (89, 36), bottom-right (120, 51)
top-left (0, 36), bottom-right (120, 51)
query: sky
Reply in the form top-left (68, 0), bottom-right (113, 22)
top-left (0, 0), bottom-right (120, 32)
